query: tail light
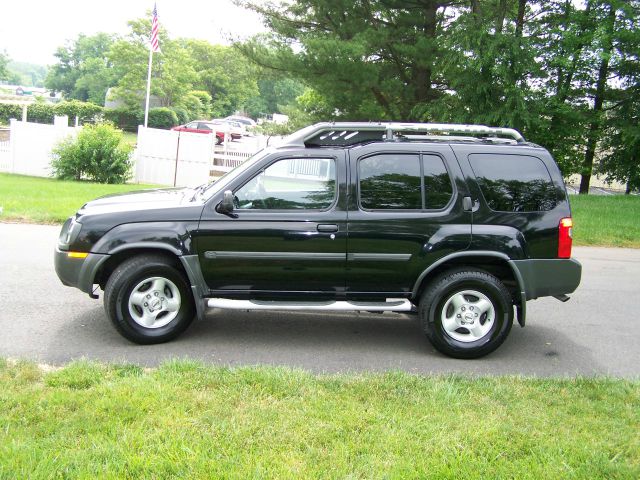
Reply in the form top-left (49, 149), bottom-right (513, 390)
top-left (558, 217), bottom-right (573, 258)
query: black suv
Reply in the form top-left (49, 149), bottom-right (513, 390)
top-left (55, 122), bottom-right (581, 358)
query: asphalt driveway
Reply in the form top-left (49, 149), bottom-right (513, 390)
top-left (1, 223), bottom-right (638, 377)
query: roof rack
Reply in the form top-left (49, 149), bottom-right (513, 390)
top-left (282, 122), bottom-right (526, 147)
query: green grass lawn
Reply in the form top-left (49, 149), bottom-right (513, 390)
top-left (570, 194), bottom-right (640, 248)
top-left (0, 173), bottom-right (159, 223)
top-left (0, 359), bottom-right (637, 479)
top-left (121, 131), bottom-right (138, 147)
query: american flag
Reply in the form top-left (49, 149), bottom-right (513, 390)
top-left (150, 4), bottom-right (160, 52)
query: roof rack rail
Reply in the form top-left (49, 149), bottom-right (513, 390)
top-left (282, 122), bottom-right (525, 147)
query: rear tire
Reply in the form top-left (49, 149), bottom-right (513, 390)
top-left (419, 269), bottom-right (513, 359)
top-left (104, 254), bottom-right (195, 344)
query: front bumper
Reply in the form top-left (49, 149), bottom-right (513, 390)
top-left (511, 258), bottom-right (582, 300)
top-left (54, 247), bottom-right (109, 294)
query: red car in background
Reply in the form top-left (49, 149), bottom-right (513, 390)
top-left (171, 121), bottom-right (240, 144)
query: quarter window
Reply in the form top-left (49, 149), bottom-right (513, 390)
top-left (469, 154), bottom-right (558, 212)
top-left (235, 158), bottom-right (336, 210)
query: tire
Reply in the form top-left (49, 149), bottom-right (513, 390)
top-left (419, 268), bottom-right (513, 359)
top-left (104, 254), bottom-right (195, 344)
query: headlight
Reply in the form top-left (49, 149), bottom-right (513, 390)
top-left (58, 217), bottom-right (83, 250)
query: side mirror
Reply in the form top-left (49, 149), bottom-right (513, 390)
top-left (217, 190), bottom-right (235, 215)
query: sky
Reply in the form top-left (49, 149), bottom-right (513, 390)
top-left (0, 0), bottom-right (267, 65)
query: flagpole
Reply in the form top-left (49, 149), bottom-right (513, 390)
top-left (143, 47), bottom-right (153, 128)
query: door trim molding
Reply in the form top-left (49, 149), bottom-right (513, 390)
top-left (204, 251), bottom-right (345, 261)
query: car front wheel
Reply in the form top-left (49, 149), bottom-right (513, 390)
top-left (104, 254), bottom-right (195, 344)
top-left (419, 269), bottom-right (513, 359)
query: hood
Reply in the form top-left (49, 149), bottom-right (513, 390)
top-left (77, 187), bottom-right (199, 216)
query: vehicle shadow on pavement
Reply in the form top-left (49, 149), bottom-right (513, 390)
top-left (42, 306), bottom-right (607, 376)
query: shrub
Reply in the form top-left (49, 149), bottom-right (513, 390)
top-left (102, 107), bottom-right (143, 132)
top-left (148, 107), bottom-right (179, 129)
top-left (0, 104), bottom-right (22, 124)
top-left (51, 122), bottom-right (133, 184)
top-left (171, 106), bottom-right (190, 125)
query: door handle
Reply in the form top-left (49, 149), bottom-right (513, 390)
top-left (317, 224), bottom-right (338, 233)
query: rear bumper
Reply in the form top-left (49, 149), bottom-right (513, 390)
top-left (54, 247), bottom-right (109, 294)
top-left (511, 258), bottom-right (582, 300)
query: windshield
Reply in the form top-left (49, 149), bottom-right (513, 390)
top-left (200, 148), bottom-right (271, 200)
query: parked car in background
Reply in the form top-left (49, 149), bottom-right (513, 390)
top-left (225, 115), bottom-right (257, 132)
top-left (209, 119), bottom-right (244, 139)
top-left (171, 121), bottom-right (226, 144)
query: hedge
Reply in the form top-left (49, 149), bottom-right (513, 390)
top-left (0, 100), bottom-right (104, 126)
top-left (0, 104), bottom-right (22, 125)
top-left (102, 107), bottom-right (143, 132)
top-left (148, 107), bottom-right (179, 129)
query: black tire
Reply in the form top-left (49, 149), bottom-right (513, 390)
top-left (419, 268), bottom-right (513, 359)
top-left (104, 254), bottom-right (195, 344)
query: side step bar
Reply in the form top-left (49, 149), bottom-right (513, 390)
top-left (206, 298), bottom-right (414, 312)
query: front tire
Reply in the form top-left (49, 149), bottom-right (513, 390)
top-left (104, 254), bottom-right (195, 344)
top-left (419, 269), bottom-right (513, 359)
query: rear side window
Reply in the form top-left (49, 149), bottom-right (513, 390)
top-left (359, 154), bottom-right (422, 209)
top-left (359, 154), bottom-right (453, 210)
top-left (469, 154), bottom-right (558, 212)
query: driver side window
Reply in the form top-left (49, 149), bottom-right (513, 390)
top-left (235, 158), bottom-right (336, 210)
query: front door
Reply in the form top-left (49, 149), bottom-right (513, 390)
top-left (195, 150), bottom-right (347, 297)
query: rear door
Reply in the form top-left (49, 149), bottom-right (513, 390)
top-left (345, 143), bottom-right (472, 296)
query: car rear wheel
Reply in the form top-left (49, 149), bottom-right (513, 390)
top-left (104, 254), bottom-right (195, 344)
top-left (419, 269), bottom-right (513, 359)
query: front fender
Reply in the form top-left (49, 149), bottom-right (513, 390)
top-left (90, 222), bottom-right (199, 255)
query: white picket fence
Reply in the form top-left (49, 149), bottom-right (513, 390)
top-left (0, 121), bottom-right (271, 186)
top-left (135, 126), bottom-right (268, 186)
top-left (0, 117), bottom-right (77, 177)
top-left (134, 126), bottom-right (215, 187)
top-left (0, 129), bottom-right (10, 172)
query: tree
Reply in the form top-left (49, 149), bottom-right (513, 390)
top-left (237, 0), bottom-right (462, 120)
top-left (531, 0), bottom-right (595, 175)
top-left (245, 75), bottom-right (305, 118)
top-left (0, 51), bottom-right (22, 84)
top-left (0, 51), bottom-right (10, 81)
top-left (7, 61), bottom-right (48, 87)
top-left (598, 94), bottom-right (640, 193)
top-left (597, 0), bottom-right (640, 193)
top-left (107, 18), bottom-right (198, 110)
top-left (45, 33), bottom-right (116, 104)
top-left (433, 0), bottom-right (540, 132)
top-left (180, 39), bottom-right (260, 117)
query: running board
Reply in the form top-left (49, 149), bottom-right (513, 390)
top-left (206, 298), bottom-right (414, 312)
